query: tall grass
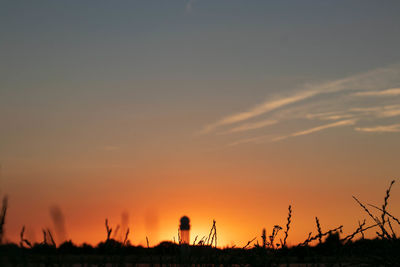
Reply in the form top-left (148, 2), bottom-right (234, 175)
top-left (0, 179), bottom-right (399, 266)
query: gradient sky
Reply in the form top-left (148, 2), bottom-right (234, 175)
top-left (1, 0), bottom-right (400, 247)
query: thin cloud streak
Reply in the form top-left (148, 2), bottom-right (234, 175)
top-left (355, 123), bottom-right (400, 133)
top-left (231, 119), bottom-right (357, 145)
top-left (292, 119), bottom-right (356, 137)
top-left (306, 112), bottom-right (354, 121)
top-left (377, 106), bottom-right (400, 118)
top-left (354, 87), bottom-right (400, 97)
top-left (200, 90), bottom-right (317, 134)
top-left (201, 64), bottom-right (400, 146)
top-left (349, 105), bottom-right (400, 118)
top-left (200, 65), bottom-right (400, 134)
top-left (220, 119), bottom-right (277, 134)
top-left (271, 119), bottom-right (356, 142)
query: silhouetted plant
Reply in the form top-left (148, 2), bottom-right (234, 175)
top-left (242, 237), bottom-right (256, 249)
top-left (353, 180), bottom-right (397, 240)
top-left (341, 219), bottom-right (367, 244)
top-left (381, 180), bottom-right (395, 232)
top-left (0, 196), bottom-right (7, 244)
top-left (192, 235), bottom-right (198, 245)
top-left (205, 219), bottom-right (217, 247)
top-left (261, 228), bottom-right (267, 249)
top-left (105, 218), bottom-right (112, 241)
top-left (123, 227), bottom-right (130, 246)
top-left (315, 217), bottom-right (323, 244)
top-left (269, 225), bottom-right (282, 248)
top-left (282, 205), bottom-right (292, 248)
top-left (19, 226), bottom-right (32, 248)
top-left (299, 225), bottom-right (343, 247)
top-left (46, 228), bottom-right (56, 247)
top-left (0, 179), bottom-right (399, 266)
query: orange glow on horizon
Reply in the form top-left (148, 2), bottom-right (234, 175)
top-left (4, 173), bottom-right (399, 248)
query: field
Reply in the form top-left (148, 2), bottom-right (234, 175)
top-left (0, 180), bottom-right (399, 266)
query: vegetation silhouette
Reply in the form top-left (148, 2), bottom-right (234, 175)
top-left (0, 180), bottom-right (399, 266)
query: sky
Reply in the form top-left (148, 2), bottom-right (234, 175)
top-left (1, 0), bottom-right (400, 247)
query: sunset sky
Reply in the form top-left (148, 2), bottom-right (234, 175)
top-left (1, 1), bottom-right (400, 247)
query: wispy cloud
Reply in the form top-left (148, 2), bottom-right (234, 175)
top-left (200, 65), bottom-right (400, 134)
top-left (200, 65), bottom-right (400, 146)
top-left (379, 109), bottom-right (400, 118)
top-left (354, 87), bottom-right (400, 97)
top-left (355, 123), bottom-right (400, 133)
top-left (376, 106), bottom-right (400, 118)
top-left (349, 107), bottom-right (381, 113)
top-left (271, 119), bottom-right (356, 142)
top-left (350, 105), bottom-right (400, 118)
top-left (292, 119), bottom-right (356, 137)
top-left (220, 119), bottom-right (277, 134)
top-left (306, 112), bottom-right (354, 121)
top-left (200, 90), bottom-right (318, 134)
